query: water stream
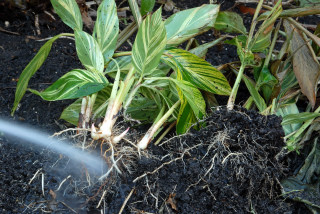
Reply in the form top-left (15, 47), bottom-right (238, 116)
top-left (0, 118), bottom-right (106, 174)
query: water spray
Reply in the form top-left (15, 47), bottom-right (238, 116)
top-left (0, 118), bottom-right (106, 174)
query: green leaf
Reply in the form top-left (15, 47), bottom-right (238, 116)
top-left (106, 55), bottom-right (132, 73)
top-left (30, 69), bottom-right (108, 101)
top-left (50, 0), bottom-right (82, 30)
top-left (12, 34), bottom-right (66, 115)
top-left (60, 86), bottom-right (112, 125)
top-left (214, 11), bottom-right (247, 35)
top-left (225, 35), bottom-right (270, 53)
top-left (278, 69), bottom-right (298, 102)
top-left (60, 99), bottom-right (82, 125)
top-left (276, 103), bottom-right (301, 136)
top-left (281, 112), bottom-right (320, 126)
top-left (189, 37), bottom-right (225, 58)
top-left (165, 4), bottom-right (219, 45)
top-left (140, 0), bottom-right (155, 16)
top-left (128, 0), bottom-right (142, 26)
top-left (126, 95), bottom-right (159, 122)
top-left (132, 8), bottom-right (167, 76)
top-left (163, 48), bottom-right (231, 95)
top-left (75, 30), bottom-right (104, 73)
top-left (256, 66), bottom-right (278, 102)
top-left (241, 73), bottom-right (267, 112)
top-left (251, 32), bottom-right (271, 53)
top-left (176, 100), bottom-right (197, 134)
top-left (170, 78), bottom-right (206, 119)
top-left (93, 0), bottom-right (119, 63)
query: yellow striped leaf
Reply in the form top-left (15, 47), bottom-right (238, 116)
top-left (30, 69), bottom-right (108, 101)
top-left (51, 0), bottom-right (82, 30)
top-left (93, 0), bottom-right (119, 63)
top-left (75, 30), bottom-right (104, 73)
top-left (170, 78), bottom-right (205, 119)
top-left (165, 4), bottom-right (219, 45)
top-left (163, 48), bottom-right (231, 95)
top-left (12, 34), bottom-right (66, 115)
top-left (132, 8), bottom-right (166, 76)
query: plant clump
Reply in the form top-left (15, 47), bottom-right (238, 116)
top-left (120, 106), bottom-right (291, 213)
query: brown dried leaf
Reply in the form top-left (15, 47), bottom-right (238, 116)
top-left (166, 193), bottom-right (178, 211)
top-left (284, 20), bottom-right (320, 108)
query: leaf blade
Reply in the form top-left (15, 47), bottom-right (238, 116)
top-left (163, 48), bottom-right (231, 95)
top-left (165, 4), bottom-right (220, 45)
top-left (50, 0), bottom-right (83, 30)
top-left (30, 69), bottom-right (108, 101)
top-left (93, 0), bottom-right (119, 63)
top-left (284, 20), bottom-right (320, 108)
top-left (12, 34), bottom-right (65, 115)
top-left (75, 30), bottom-right (104, 73)
top-left (140, 0), bottom-right (155, 16)
top-left (132, 8), bottom-right (167, 76)
top-left (214, 11), bottom-right (247, 35)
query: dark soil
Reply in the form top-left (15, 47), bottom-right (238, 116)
top-left (0, 0), bottom-right (317, 213)
top-left (121, 106), bottom-right (291, 213)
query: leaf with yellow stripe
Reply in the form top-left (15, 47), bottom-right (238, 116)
top-left (12, 34), bottom-right (67, 115)
top-left (176, 95), bottom-right (197, 134)
top-left (165, 4), bottom-right (219, 45)
top-left (163, 48), bottom-right (231, 95)
top-left (75, 30), bottom-right (104, 73)
top-left (93, 0), bottom-right (119, 63)
top-left (132, 8), bottom-right (167, 76)
top-left (30, 69), bottom-right (108, 101)
top-left (170, 78), bottom-right (205, 120)
top-left (51, 0), bottom-right (82, 30)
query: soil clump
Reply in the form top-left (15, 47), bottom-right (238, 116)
top-left (103, 106), bottom-right (292, 213)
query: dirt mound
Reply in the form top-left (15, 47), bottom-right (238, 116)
top-left (117, 106), bottom-right (292, 213)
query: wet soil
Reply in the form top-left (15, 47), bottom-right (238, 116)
top-left (0, 0), bottom-right (318, 213)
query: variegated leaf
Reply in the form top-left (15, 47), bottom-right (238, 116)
top-left (128, 0), bottom-right (142, 26)
top-left (75, 30), bottom-right (104, 73)
top-left (132, 8), bottom-right (167, 76)
top-left (51, 0), bottom-right (83, 30)
top-left (176, 96), bottom-right (197, 134)
top-left (163, 48), bottom-right (231, 95)
top-left (170, 78), bottom-right (205, 119)
top-left (30, 69), bottom-right (108, 101)
top-left (165, 4), bottom-right (219, 45)
top-left (12, 34), bottom-right (66, 115)
top-left (60, 86), bottom-right (112, 125)
top-left (93, 0), bottom-right (119, 63)
top-left (106, 55), bottom-right (132, 73)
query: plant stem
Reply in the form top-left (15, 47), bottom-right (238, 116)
top-left (116, 21), bottom-right (138, 50)
top-left (128, 0), bottom-right (142, 27)
top-left (113, 51), bottom-right (132, 58)
top-left (246, 0), bottom-right (264, 51)
top-left (264, 19), bottom-right (282, 67)
top-left (100, 67), bottom-right (136, 137)
top-left (137, 100), bottom-right (181, 149)
top-left (227, 0), bottom-right (264, 111)
top-left (227, 62), bottom-right (247, 110)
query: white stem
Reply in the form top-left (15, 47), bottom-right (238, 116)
top-left (137, 100), bottom-right (181, 150)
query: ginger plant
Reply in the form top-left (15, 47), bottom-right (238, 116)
top-left (12, 0), bottom-right (231, 149)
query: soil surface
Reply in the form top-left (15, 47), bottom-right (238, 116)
top-left (0, 0), bottom-right (318, 213)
